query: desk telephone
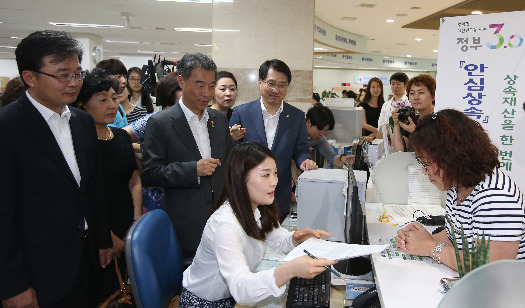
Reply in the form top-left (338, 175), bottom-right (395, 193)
top-left (350, 287), bottom-right (380, 308)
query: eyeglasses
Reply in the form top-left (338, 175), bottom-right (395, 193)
top-left (33, 70), bottom-right (86, 83)
top-left (262, 80), bottom-right (289, 90)
top-left (415, 156), bottom-right (433, 172)
top-left (129, 78), bottom-right (141, 83)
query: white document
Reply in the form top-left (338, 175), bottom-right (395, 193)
top-left (383, 203), bottom-right (445, 225)
top-left (282, 238), bottom-right (388, 261)
top-left (408, 165), bottom-right (442, 204)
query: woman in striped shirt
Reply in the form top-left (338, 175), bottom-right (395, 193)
top-left (395, 109), bottom-right (525, 270)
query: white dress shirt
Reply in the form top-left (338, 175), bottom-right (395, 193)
top-left (180, 98), bottom-right (211, 159)
top-left (260, 97), bottom-right (283, 150)
top-left (27, 92), bottom-right (81, 186)
top-left (182, 201), bottom-right (295, 305)
top-left (378, 94), bottom-right (409, 127)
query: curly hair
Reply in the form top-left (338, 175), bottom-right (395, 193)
top-left (215, 142), bottom-right (280, 241)
top-left (406, 74), bottom-right (436, 104)
top-left (410, 109), bottom-right (499, 188)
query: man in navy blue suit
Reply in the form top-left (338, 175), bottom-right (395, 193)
top-left (230, 59), bottom-right (317, 219)
top-left (0, 30), bottom-right (112, 308)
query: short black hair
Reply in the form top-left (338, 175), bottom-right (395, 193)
top-left (15, 30), bottom-right (83, 87)
top-left (312, 92), bottom-right (321, 103)
top-left (96, 59), bottom-right (127, 76)
top-left (75, 68), bottom-right (118, 107)
top-left (259, 59), bottom-right (292, 83)
top-left (306, 105), bottom-right (335, 130)
top-left (216, 71), bottom-right (238, 88)
top-left (390, 72), bottom-right (409, 85)
top-left (155, 72), bottom-right (181, 108)
top-left (346, 90), bottom-right (357, 99)
top-left (176, 53), bottom-right (217, 80)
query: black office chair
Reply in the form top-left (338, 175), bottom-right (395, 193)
top-left (125, 209), bottom-right (184, 308)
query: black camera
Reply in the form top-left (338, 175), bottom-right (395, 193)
top-left (397, 107), bottom-right (415, 124)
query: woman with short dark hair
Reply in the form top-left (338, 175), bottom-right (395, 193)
top-left (75, 68), bottom-right (143, 303)
top-left (395, 109), bottom-right (525, 270)
top-left (180, 142), bottom-right (335, 307)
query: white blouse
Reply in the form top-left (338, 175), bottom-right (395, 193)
top-left (182, 201), bottom-right (295, 305)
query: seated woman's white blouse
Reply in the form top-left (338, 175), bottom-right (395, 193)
top-left (182, 201), bottom-right (295, 305)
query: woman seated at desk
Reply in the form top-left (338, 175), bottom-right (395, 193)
top-left (180, 142), bottom-right (336, 307)
top-left (392, 74), bottom-right (435, 152)
top-left (395, 109), bottom-right (525, 270)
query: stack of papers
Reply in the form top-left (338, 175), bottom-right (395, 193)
top-left (283, 238), bottom-right (388, 262)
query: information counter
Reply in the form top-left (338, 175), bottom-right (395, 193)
top-left (365, 182), bottom-right (457, 308)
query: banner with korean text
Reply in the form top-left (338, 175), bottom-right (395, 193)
top-left (436, 10), bottom-right (525, 191)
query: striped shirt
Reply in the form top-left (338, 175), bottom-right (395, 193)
top-left (126, 106), bottom-right (148, 124)
top-left (445, 168), bottom-right (525, 259)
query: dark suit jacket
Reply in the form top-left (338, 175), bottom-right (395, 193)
top-left (229, 99), bottom-right (311, 218)
top-left (142, 104), bottom-right (232, 252)
top-left (0, 95), bottom-right (111, 303)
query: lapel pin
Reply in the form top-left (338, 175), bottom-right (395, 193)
top-left (210, 120), bottom-right (214, 128)
top-left (286, 114), bottom-right (290, 118)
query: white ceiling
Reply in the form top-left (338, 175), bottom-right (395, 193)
top-left (0, 0), bottom-right (497, 65)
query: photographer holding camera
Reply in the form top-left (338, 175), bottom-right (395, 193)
top-left (392, 74), bottom-right (435, 152)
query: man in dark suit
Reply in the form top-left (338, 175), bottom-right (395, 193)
top-left (229, 59), bottom-right (317, 220)
top-left (142, 53), bottom-right (232, 259)
top-left (0, 31), bottom-right (112, 307)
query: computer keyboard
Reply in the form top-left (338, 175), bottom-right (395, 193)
top-left (286, 269), bottom-right (330, 308)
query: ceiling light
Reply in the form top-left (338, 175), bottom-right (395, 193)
top-left (10, 36), bottom-right (21, 39)
top-left (407, 55), bottom-right (412, 58)
top-left (174, 27), bottom-right (212, 32)
top-left (195, 43), bottom-right (212, 47)
top-left (357, 3), bottom-right (377, 8)
top-left (138, 50), bottom-right (180, 54)
top-left (433, 49), bottom-right (438, 52)
top-left (341, 17), bottom-right (357, 21)
top-left (105, 40), bottom-right (147, 44)
top-left (49, 22), bottom-right (124, 28)
top-left (249, 74), bottom-right (257, 80)
top-left (0, 45), bottom-right (16, 49)
top-left (314, 47), bottom-right (328, 51)
top-left (415, 38), bottom-right (423, 41)
top-left (384, 57), bottom-right (389, 59)
top-left (411, 7), bottom-right (421, 10)
top-left (386, 19), bottom-right (395, 23)
top-left (156, 0), bottom-right (212, 3)
top-left (396, 13), bottom-right (408, 17)
top-left (472, 11), bottom-right (483, 15)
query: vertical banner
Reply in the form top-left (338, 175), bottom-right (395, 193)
top-left (436, 10), bottom-right (525, 191)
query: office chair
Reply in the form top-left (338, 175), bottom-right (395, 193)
top-left (438, 259), bottom-right (525, 308)
top-left (126, 209), bottom-right (184, 308)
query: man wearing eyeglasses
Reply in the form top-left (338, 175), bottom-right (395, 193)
top-left (230, 59), bottom-right (317, 220)
top-left (0, 30), bottom-right (112, 308)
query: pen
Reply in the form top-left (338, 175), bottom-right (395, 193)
top-left (303, 249), bottom-right (348, 282)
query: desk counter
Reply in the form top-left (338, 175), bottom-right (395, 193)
top-left (365, 200), bottom-right (457, 308)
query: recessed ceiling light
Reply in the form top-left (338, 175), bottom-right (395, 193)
top-left (341, 17), bottom-right (357, 21)
top-left (105, 40), bottom-right (147, 44)
top-left (386, 19), bottom-right (395, 23)
top-left (314, 47), bottom-right (328, 51)
top-left (174, 27), bottom-right (212, 32)
top-left (49, 22), bottom-right (124, 28)
top-left (407, 55), bottom-right (412, 58)
top-left (411, 7), bottom-right (421, 10)
top-left (0, 45), bottom-right (16, 49)
top-left (433, 49), bottom-right (439, 52)
top-left (396, 13), bottom-right (408, 17)
top-left (156, 0), bottom-right (212, 2)
top-left (10, 36), bottom-right (21, 39)
top-left (415, 38), bottom-right (423, 41)
top-left (472, 11), bottom-right (483, 15)
top-left (384, 56), bottom-right (389, 59)
top-left (195, 43), bottom-right (212, 47)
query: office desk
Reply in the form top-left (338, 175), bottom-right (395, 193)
top-left (365, 187), bottom-right (457, 308)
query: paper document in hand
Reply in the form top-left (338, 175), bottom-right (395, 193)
top-left (282, 238), bottom-right (388, 261)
